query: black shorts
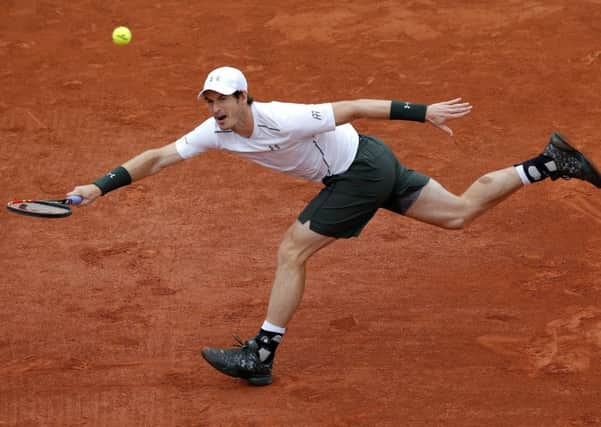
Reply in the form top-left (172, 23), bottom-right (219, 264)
top-left (298, 134), bottom-right (430, 238)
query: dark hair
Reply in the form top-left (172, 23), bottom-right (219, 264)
top-left (233, 90), bottom-right (254, 105)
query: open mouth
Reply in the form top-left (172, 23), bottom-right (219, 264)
top-left (215, 115), bottom-right (227, 122)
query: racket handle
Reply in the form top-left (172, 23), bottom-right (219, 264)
top-left (65, 195), bottom-right (83, 205)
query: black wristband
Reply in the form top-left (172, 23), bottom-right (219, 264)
top-left (390, 100), bottom-right (427, 122)
top-left (93, 166), bottom-right (132, 195)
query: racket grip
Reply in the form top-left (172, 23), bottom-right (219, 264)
top-left (66, 195), bottom-right (83, 205)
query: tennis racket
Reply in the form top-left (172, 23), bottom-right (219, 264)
top-left (6, 195), bottom-right (83, 218)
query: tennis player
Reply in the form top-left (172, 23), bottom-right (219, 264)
top-left (69, 66), bottom-right (601, 386)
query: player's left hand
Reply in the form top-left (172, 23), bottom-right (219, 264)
top-left (426, 98), bottom-right (472, 136)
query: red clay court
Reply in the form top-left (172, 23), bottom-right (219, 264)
top-left (2, 1), bottom-right (601, 426)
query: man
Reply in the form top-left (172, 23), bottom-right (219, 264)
top-left (69, 66), bottom-right (601, 386)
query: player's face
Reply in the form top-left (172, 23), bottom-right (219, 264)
top-left (202, 91), bottom-right (245, 130)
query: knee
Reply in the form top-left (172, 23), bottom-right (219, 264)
top-left (277, 233), bottom-right (307, 267)
top-left (440, 217), bottom-right (469, 230)
top-left (438, 201), bottom-right (475, 230)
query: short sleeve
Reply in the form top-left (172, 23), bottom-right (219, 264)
top-left (273, 102), bottom-right (337, 140)
top-left (175, 118), bottom-right (218, 159)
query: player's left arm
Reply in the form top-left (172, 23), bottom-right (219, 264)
top-left (331, 98), bottom-right (472, 136)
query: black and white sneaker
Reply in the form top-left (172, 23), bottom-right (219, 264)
top-left (201, 336), bottom-right (273, 386)
top-left (543, 131), bottom-right (601, 188)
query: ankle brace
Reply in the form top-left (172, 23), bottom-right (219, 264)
top-left (256, 329), bottom-right (283, 363)
top-left (515, 154), bottom-right (557, 184)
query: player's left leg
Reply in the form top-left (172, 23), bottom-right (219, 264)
top-left (399, 131), bottom-right (601, 229)
top-left (404, 167), bottom-right (522, 229)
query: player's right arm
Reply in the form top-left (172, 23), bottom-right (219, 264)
top-left (68, 142), bottom-right (184, 205)
top-left (69, 118), bottom-right (217, 205)
top-left (122, 142), bottom-right (183, 180)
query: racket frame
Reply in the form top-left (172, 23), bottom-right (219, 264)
top-left (6, 199), bottom-right (75, 218)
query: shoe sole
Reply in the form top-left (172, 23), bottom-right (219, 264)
top-left (200, 349), bottom-right (273, 386)
top-left (246, 375), bottom-right (272, 386)
top-left (551, 132), bottom-right (601, 188)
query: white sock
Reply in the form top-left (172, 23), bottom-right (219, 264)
top-left (514, 165), bottom-right (532, 186)
top-left (261, 320), bottom-right (286, 334)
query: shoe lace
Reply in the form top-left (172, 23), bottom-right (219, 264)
top-left (232, 334), bottom-right (249, 349)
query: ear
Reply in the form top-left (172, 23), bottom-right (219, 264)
top-left (237, 91), bottom-right (248, 104)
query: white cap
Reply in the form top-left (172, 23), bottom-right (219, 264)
top-left (198, 66), bottom-right (248, 97)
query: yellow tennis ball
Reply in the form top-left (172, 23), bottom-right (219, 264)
top-left (112, 26), bottom-right (132, 45)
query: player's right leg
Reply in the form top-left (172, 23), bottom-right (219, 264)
top-left (201, 220), bottom-right (334, 386)
top-left (265, 220), bottom-right (336, 326)
top-left (201, 135), bottom-right (399, 386)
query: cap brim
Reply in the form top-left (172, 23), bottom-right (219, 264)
top-left (197, 84), bottom-right (238, 99)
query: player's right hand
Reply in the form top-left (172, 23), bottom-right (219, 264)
top-left (67, 184), bottom-right (102, 206)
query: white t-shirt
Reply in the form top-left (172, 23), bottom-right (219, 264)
top-left (175, 101), bottom-right (359, 182)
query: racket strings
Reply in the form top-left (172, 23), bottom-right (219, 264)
top-left (6, 200), bottom-right (72, 217)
